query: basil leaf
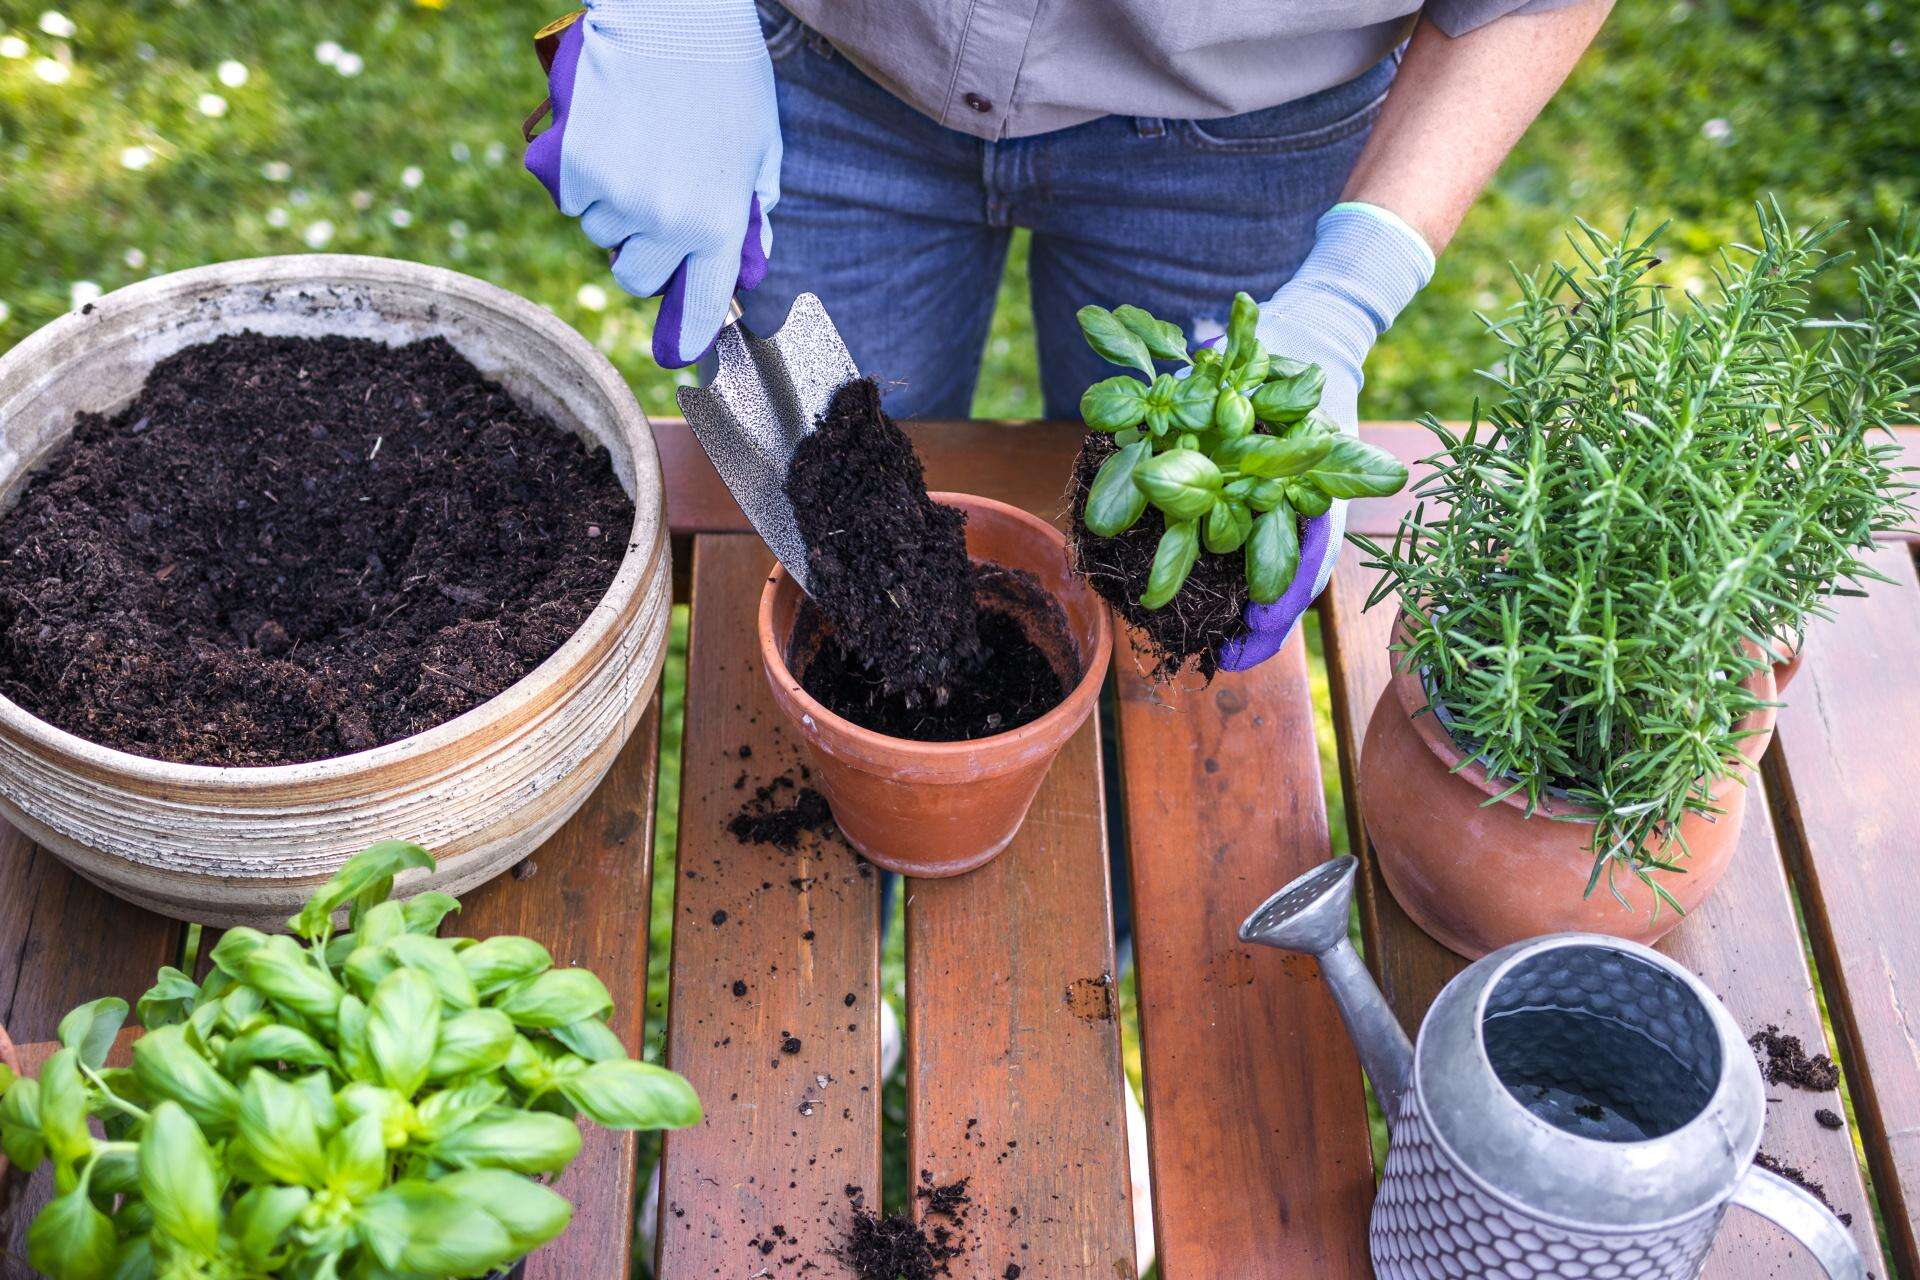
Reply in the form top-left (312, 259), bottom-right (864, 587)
top-left (1235, 351), bottom-right (1270, 392)
top-left (1140, 521), bottom-right (1200, 610)
top-left (324, 1112), bottom-right (389, 1199)
top-left (440, 1168), bottom-right (574, 1256)
top-left (1285, 480), bottom-right (1333, 517)
top-left (207, 927), bottom-right (268, 981)
top-left (413, 1080), bottom-right (507, 1144)
top-left (1203, 500), bottom-right (1253, 555)
top-left (1306, 434), bottom-right (1410, 498)
top-left (1, 1077), bottom-right (48, 1170)
top-left (335, 995), bottom-right (375, 1082)
top-left (1078, 375), bottom-right (1149, 432)
top-left (337, 1082), bottom-right (414, 1150)
top-left (458, 936), bottom-right (553, 999)
top-left (217, 984), bottom-right (269, 1036)
top-left (289, 840), bottom-right (434, 940)
top-left (1084, 441), bottom-right (1152, 538)
top-left (222, 1024), bottom-right (335, 1077)
top-left (243, 935), bottom-right (344, 1025)
top-left (26, 1186), bottom-right (117, 1280)
top-left (1247, 479), bottom-right (1288, 512)
top-left (504, 1036), bottom-right (561, 1095)
top-left (403, 891), bottom-right (461, 935)
top-left (358, 1180), bottom-right (520, 1277)
top-left (1168, 369), bottom-right (1218, 433)
top-left (1114, 426), bottom-right (1143, 447)
top-left (1248, 505), bottom-right (1302, 606)
top-left (229, 1185), bottom-right (310, 1269)
top-left (495, 969), bottom-right (613, 1030)
top-left (39, 1049), bottom-right (93, 1166)
top-left (429, 1111), bottom-right (581, 1174)
top-left (559, 1059), bottom-right (702, 1131)
top-left (132, 1026), bottom-right (239, 1133)
top-left (1133, 449), bottom-right (1223, 522)
top-left (549, 1016), bottom-right (627, 1064)
top-left (344, 943), bottom-right (399, 998)
top-left (138, 1103), bottom-right (221, 1255)
top-left (1112, 304), bottom-right (1188, 362)
top-left (90, 1144), bottom-right (140, 1197)
top-left (388, 934), bottom-right (479, 1009)
top-left (1224, 432), bottom-right (1333, 479)
top-left (1213, 387), bottom-right (1253, 438)
top-left (368, 968), bottom-right (440, 1098)
top-left (1250, 363), bottom-right (1327, 424)
top-left (136, 968), bottom-right (200, 1032)
top-left (1223, 291), bottom-right (1260, 370)
top-left (1075, 305), bottom-right (1156, 377)
top-left (354, 900), bottom-right (407, 950)
top-left (235, 1070), bottom-right (326, 1188)
top-left (428, 1008), bottom-right (516, 1080)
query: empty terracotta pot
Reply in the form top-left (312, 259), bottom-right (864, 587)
top-left (759, 493), bottom-right (1111, 877)
top-left (1359, 612), bottom-right (1778, 959)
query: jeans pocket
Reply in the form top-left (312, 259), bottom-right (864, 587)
top-left (1178, 54), bottom-right (1396, 154)
top-left (755, 0), bottom-right (805, 60)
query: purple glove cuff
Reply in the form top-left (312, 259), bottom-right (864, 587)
top-left (1216, 511), bottom-right (1333, 671)
top-left (523, 19), bottom-right (583, 206)
top-left (649, 194), bottom-right (767, 368)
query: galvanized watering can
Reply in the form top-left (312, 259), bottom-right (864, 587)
top-left (1240, 857), bottom-right (1866, 1279)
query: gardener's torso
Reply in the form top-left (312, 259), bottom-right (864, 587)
top-left (773, 0), bottom-right (1538, 139)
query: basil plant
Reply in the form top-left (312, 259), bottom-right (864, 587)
top-left (0, 841), bottom-right (700, 1280)
top-left (1076, 291), bottom-right (1408, 608)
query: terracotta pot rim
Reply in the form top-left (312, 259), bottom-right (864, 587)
top-left (1388, 608), bottom-right (1779, 820)
top-left (756, 492), bottom-right (1112, 769)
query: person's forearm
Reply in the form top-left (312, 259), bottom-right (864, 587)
top-left (1343, 1), bottom-right (1613, 252)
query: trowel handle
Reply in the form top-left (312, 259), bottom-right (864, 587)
top-left (1728, 1163), bottom-right (1866, 1279)
top-left (727, 297), bottom-right (744, 326)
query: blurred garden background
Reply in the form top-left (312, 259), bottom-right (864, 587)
top-left (3, 0), bottom-right (1918, 1261)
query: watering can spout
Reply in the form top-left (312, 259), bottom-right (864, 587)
top-left (1240, 857), bottom-right (1414, 1120)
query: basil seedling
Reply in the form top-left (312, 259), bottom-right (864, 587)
top-left (1076, 292), bottom-right (1408, 608)
top-left (0, 841), bottom-right (701, 1280)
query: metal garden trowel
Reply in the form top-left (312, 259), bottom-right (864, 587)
top-left (675, 293), bottom-right (859, 595)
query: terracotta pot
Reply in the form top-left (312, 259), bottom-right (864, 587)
top-left (759, 494), bottom-right (1111, 877)
top-left (1359, 614), bottom-right (1778, 959)
top-left (1771, 637), bottom-right (1804, 693)
top-left (0, 256), bottom-right (671, 927)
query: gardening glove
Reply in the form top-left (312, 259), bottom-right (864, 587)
top-left (523, 0), bottom-right (781, 368)
top-left (1217, 202), bottom-right (1433, 672)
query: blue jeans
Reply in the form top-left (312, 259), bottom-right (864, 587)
top-left (742, 2), bottom-right (1398, 419)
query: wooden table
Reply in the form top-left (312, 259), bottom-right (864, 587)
top-left (3, 421), bottom-right (1917, 1280)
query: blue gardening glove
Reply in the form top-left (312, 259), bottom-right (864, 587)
top-left (524, 0), bottom-right (781, 368)
top-left (1217, 203), bottom-right (1434, 672)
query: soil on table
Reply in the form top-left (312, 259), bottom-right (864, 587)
top-left (793, 565), bottom-right (1069, 742)
top-left (839, 1177), bottom-right (972, 1280)
top-left (1068, 432), bottom-right (1251, 682)
top-left (0, 332), bottom-right (631, 766)
top-left (786, 378), bottom-right (982, 705)
top-left (1754, 1151), bottom-right (1853, 1226)
top-left (1750, 1024), bottom-right (1841, 1092)
top-left (728, 771), bottom-right (836, 851)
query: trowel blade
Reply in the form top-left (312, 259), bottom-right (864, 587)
top-left (674, 292), bottom-right (859, 596)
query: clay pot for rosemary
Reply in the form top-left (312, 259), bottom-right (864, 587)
top-left (1358, 611), bottom-right (1778, 959)
top-left (759, 494), bottom-right (1111, 877)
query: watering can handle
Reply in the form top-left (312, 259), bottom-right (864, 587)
top-left (1729, 1163), bottom-right (1866, 1279)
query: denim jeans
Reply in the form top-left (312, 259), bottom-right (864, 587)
top-left (742, 1), bottom-right (1399, 420)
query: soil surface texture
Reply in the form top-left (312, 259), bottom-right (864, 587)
top-left (1750, 1024), bottom-right (1841, 1092)
top-left (839, 1179), bottom-right (970, 1280)
top-left (796, 590), bottom-right (1064, 741)
top-left (1069, 432), bottom-right (1250, 682)
top-left (1754, 1151), bottom-right (1852, 1226)
top-left (728, 772), bottom-right (837, 851)
top-left (786, 378), bottom-right (981, 704)
top-left (0, 332), bottom-right (630, 766)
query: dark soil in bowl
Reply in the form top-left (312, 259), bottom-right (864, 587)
top-left (1068, 432), bottom-right (1250, 682)
top-left (0, 332), bottom-right (631, 766)
top-left (786, 377), bottom-right (982, 705)
top-left (790, 564), bottom-right (1074, 742)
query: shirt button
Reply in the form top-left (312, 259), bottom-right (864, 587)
top-left (964, 92), bottom-right (993, 113)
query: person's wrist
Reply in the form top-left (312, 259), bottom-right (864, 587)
top-left (1259, 202), bottom-right (1435, 379)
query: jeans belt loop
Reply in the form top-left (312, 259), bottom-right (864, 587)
top-left (1134, 117), bottom-right (1166, 138)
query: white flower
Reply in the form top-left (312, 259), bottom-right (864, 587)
top-left (0, 35), bottom-right (28, 58)
top-left (1893, 39), bottom-right (1909, 57)
top-left (32, 56), bottom-right (69, 83)
top-left (401, 165), bottom-right (424, 189)
top-left (577, 284), bottom-right (609, 311)
top-left (261, 160), bottom-right (292, 182)
top-left (335, 51), bottom-right (363, 77)
top-left (120, 144), bottom-right (155, 170)
top-left (350, 190), bottom-right (373, 210)
top-left (484, 141), bottom-right (506, 165)
top-left (314, 40), bottom-right (342, 65)
top-left (266, 207), bottom-right (290, 228)
top-left (450, 141), bottom-right (471, 162)
top-left (389, 208), bottom-right (413, 228)
top-left (1866, 1), bottom-right (1884, 17)
top-left (448, 220), bottom-right (468, 240)
top-left (289, 188), bottom-right (311, 207)
top-left (123, 247), bottom-right (146, 269)
top-left (70, 280), bottom-right (102, 309)
top-left (1700, 117), bottom-right (1732, 144)
top-left (217, 59), bottom-right (249, 87)
top-left (38, 11), bottom-right (75, 39)
top-left (0, 301), bottom-right (11, 325)
top-left (303, 220), bottom-right (335, 249)
top-left (197, 92), bottom-right (227, 117)
top-left (1683, 275), bottom-right (1706, 295)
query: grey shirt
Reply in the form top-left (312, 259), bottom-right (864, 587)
top-left (778, 0), bottom-right (1572, 140)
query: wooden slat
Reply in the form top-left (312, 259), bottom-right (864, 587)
top-left (658, 536), bottom-right (881, 1279)
top-left (1767, 542), bottom-right (1920, 1275)
top-left (1321, 546), bottom-right (1879, 1274)
top-left (1115, 632), bottom-right (1374, 1277)
top-left (905, 716), bottom-right (1135, 1280)
top-left (454, 703), bottom-right (662, 1280)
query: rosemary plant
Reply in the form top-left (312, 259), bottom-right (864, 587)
top-left (1362, 203), bottom-right (1918, 901)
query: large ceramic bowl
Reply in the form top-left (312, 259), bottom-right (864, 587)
top-left (0, 256), bottom-right (670, 927)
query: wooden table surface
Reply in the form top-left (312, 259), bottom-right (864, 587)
top-left (3, 420), bottom-right (1917, 1280)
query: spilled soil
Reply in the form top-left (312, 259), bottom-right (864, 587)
top-left (1750, 1025), bottom-right (1841, 1092)
top-left (0, 333), bottom-right (630, 765)
top-left (728, 770), bottom-right (837, 851)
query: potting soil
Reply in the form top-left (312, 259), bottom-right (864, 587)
top-left (0, 332), bottom-right (631, 766)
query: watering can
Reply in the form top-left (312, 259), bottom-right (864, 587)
top-left (1240, 857), bottom-right (1866, 1279)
